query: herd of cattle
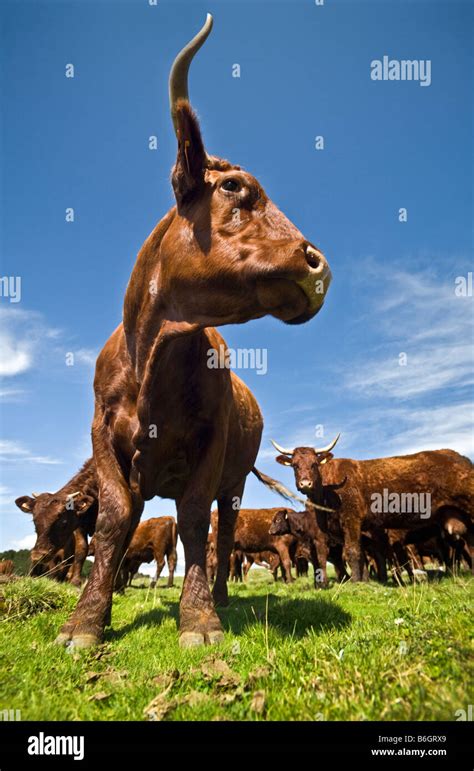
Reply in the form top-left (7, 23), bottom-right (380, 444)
top-left (5, 15), bottom-right (473, 648)
top-left (10, 438), bottom-right (474, 592)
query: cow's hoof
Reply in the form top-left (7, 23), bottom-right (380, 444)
top-left (206, 630), bottom-right (224, 645)
top-left (180, 565), bottom-right (224, 647)
top-left (179, 631), bottom-right (206, 648)
top-left (68, 633), bottom-right (100, 650)
top-left (54, 632), bottom-right (71, 646)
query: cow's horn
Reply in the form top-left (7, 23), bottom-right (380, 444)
top-left (67, 491), bottom-right (81, 499)
top-left (270, 439), bottom-right (294, 456)
top-left (31, 492), bottom-right (40, 498)
top-left (169, 13), bottom-right (213, 136)
top-left (314, 433), bottom-right (341, 454)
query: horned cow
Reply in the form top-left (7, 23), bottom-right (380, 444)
top-left (54, 14), bottom-right (331, 650)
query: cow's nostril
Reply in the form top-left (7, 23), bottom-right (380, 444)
top-left (305, 246), bottom-right (321, 270)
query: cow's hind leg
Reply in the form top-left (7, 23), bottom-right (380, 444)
top-left (150, 556), bottom-right (165, 588)
top-left (212, 482), bottom-right (244, 607)
top-left (166, 546), bottom-right (177, 587)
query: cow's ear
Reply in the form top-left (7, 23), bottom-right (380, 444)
top-left (275, 455), bottom-right (292, 466)
top-left (65, 493), bottom-right (94, 513)
top-left (171, 100), bottom-right (207, 205)
top-left (15, 495), bottom-right (35, 513)
top-left (318, 452), bottom-right (334, 465)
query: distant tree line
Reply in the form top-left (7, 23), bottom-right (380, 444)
top-left (0, 549), bottom-right (93, 578)
top-left (0, 549), bottom-right (31, 575)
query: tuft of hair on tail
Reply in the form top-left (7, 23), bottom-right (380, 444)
top-left (251, 467), bottom-right (300, 503)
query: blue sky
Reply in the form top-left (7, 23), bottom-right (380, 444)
top-left (1, 0), bottom-right (473, 571)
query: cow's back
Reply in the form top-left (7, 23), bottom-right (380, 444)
top-left (234, 508), bottom-right (295, 553)
top-left (322, 450), bottom-right (473, 526)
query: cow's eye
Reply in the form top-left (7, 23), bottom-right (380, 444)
top-left (221, 178), bottom-right (241, 193)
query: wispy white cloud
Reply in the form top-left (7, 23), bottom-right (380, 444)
top-left (341, 402), bottom-right (473, 459)
top-left (0, 440), bottom-right (62, 466)
top-left (0, 333), bottom-right (32, 376)
top-left (344, 265), bottom-right (473, 399)
top-left (0, 388), bottom-right (28, 402)
top-left (73, 348), bottom-right (97, 367)
top-left (349, 343), bottom-right (473, 399)
top-left (0, 307), bottom-right (98, 393)
top-left (0, 308), bottom-right (61, 378)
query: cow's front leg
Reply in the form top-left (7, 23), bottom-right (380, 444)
top-left (275, 543), bottom-right (294, 583)
top-left (311, 535), bottom-right (329, 588)
top-left (55, 489), bottom-right (139, 648)
top-left (345, 528), bottom-right (366, 582)
top-left (178, 494), bottom-right (224, 648)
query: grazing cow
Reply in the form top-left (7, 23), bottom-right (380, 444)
top-left (214, 507), bottom-right (299, 582)
top-left (271, 436), bottom-right (474, 581)
top-left (0, 560), bottom-right (14, 576)
top-left (55, 15), bottom-right (331, 649)
top-left (117, 516), bottom-right (178, 589)
top-left (15, 459), bottom-right (98, 586)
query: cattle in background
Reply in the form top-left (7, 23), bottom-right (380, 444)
top-left (244, 551), bottom-right (281, 579)
top-left (206, 535), bottom-right (217, 583)
top-left (56, 14), bottom-right (331, 651)
top-left (441, 510), bottom-right (473, 574)
top-left (0, 560), bottom-right (14, 577)
top-left (230, 547), bottom-right (284, 581)
top-left (294, 541), bottom-right (310, 578)
top-left (271, 436), bottom-right (474, 582)
top-left (211, 507), bottom-right (299, 583)
top-left (269, 508), bottom-right (349, 587)
top-left (15, 459), bottom-right (98, 586)
top-left (116, 516), bottom-right (178, 590)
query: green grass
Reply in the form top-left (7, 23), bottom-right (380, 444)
top-left (0, 572), bottom-right (473, 721)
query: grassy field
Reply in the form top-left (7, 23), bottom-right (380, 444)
top-left (1, 571), bottom-right (473, 721)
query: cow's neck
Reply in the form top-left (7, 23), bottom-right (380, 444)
top-left (60, 458), bottom-right (98, 498)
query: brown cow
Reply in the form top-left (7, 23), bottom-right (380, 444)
top-left (15, 459), bottom-right (98, 586)
top-left (117, 516), bottom-right (178, 589)
top-left (243, 550), bottom-right (282, 580)
top-left (269, 507), bottom-right (348, 587)
top-left (229, 549), bottom-right (281, 581)
top-left (271, 436), bottom-right (474, 581)
top-left (212, 507), bottom-right (298, 583)
top-left (0, 560), bottom-right (14, 576)
top-left (55, 15), bottom-right (331, 649)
